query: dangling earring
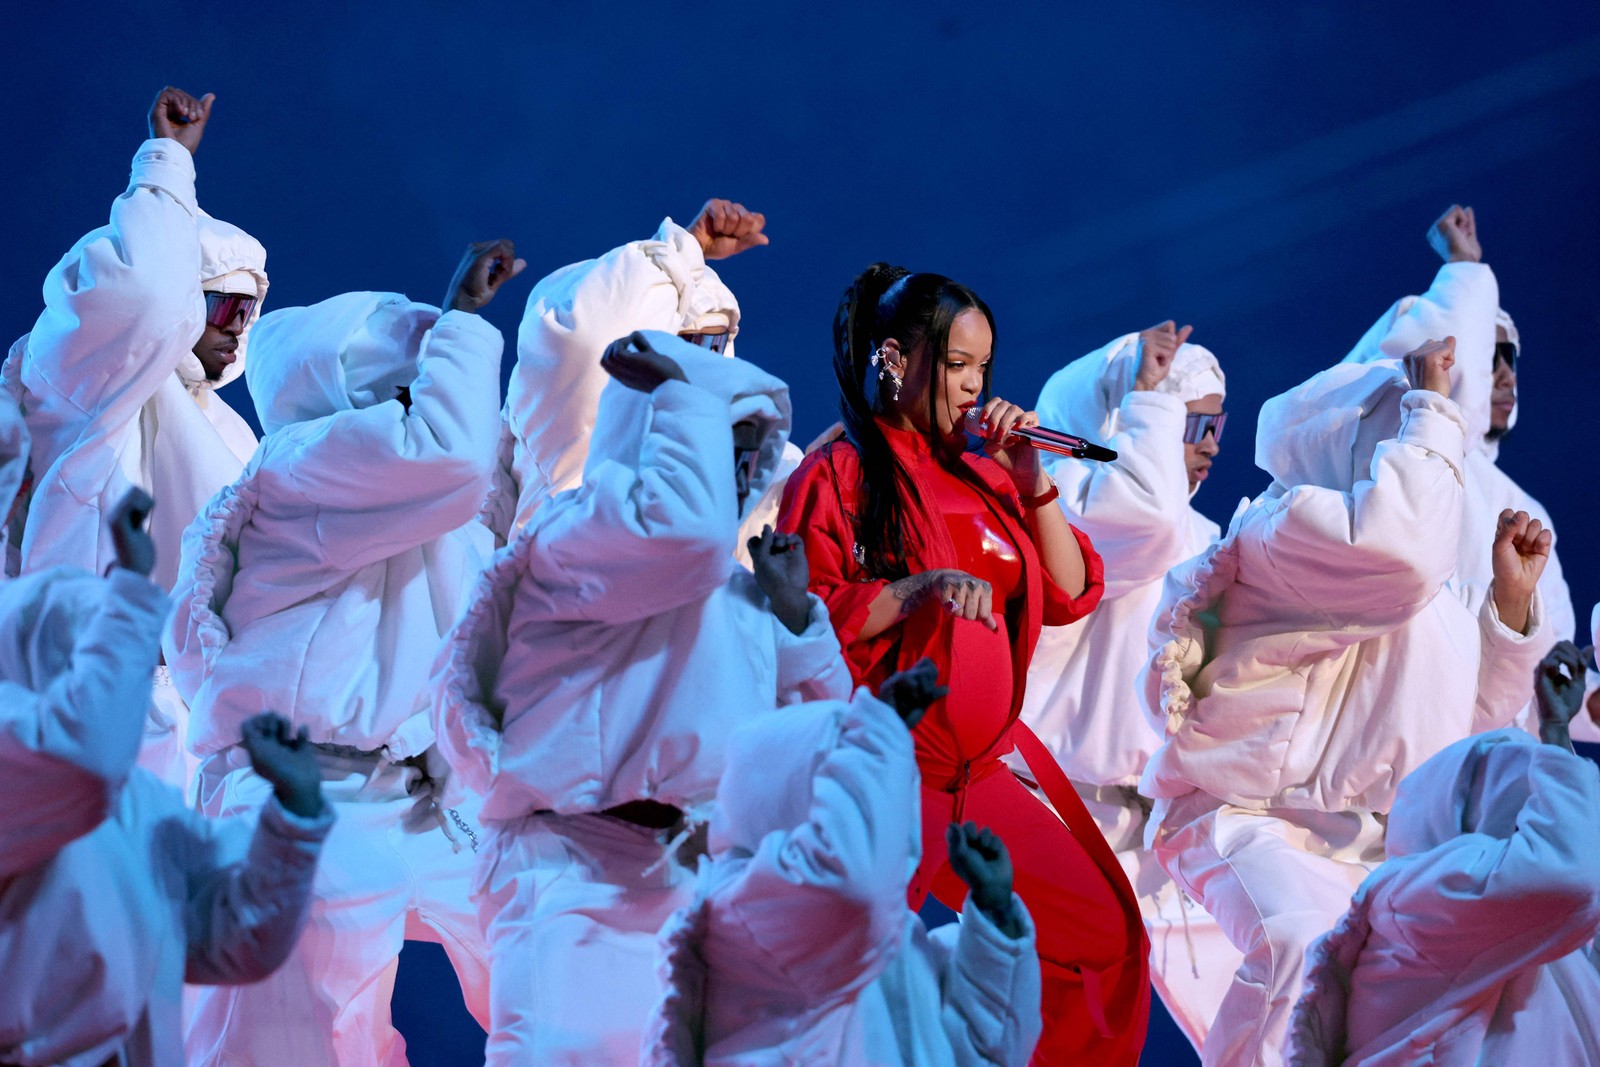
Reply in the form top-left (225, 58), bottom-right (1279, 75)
top-left (871, 346), bottom-right (903, 403)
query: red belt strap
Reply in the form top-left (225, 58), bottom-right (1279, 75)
top-left (1012, 722), bottom-right (1150, 1036)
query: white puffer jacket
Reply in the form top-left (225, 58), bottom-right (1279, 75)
top-left (12, 137), bottom-right (267, 593)
top-left (164, 293), bottom-right (503, 759)
top-left (644, 689), bottom-right (1042, 1066)
top-left (432, 332), bottom-right (850, 822)
top-left (1342, 262), bottom-right (1575, 647)
top-left (0, 568), bottom-right (331, 1067)
top-left (1288, 730), bottom-right (1600, 1066)
top-left (1022, 333), bottom-right (1223, 786)
top-left (1140, 361), bottom-right (1548, 815)
top-left (486, 218), bottom-right (740, 538)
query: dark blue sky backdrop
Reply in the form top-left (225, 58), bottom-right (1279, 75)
top-left (5, 4), bottom-right (1597, 632)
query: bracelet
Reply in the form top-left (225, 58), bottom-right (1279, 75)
top-left (1019, 478), bottom-right (1059, 509)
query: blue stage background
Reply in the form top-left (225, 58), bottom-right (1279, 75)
top-left (6, 5), bottom-right (1600, 1064)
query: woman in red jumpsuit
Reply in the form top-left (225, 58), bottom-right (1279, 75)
top-left (778, 263), bottom-right (1149, 1065)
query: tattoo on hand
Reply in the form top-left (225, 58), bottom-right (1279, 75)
top-left (891, 573), bottom-right (937, 616)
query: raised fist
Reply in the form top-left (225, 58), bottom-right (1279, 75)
top-left (241, 713), bottom-right (325, 819)
top-left (1490, 509), bottom-right (1550, 635)
top-left (748, 525), bottom-right (813, 636)
top-left (444, 239), bottom-right (526, 313)
top-left (148, 87), bottom-right (214, 155)
top-left (1534, 641), bottom-right (1587, 744)
top-left (1426, 205), bottom-right (1482, 265)
top-left (876, 656), bottom-right (950, 729)
top-left (600, 331), bottom-right (688, 393)
top-left (1133, 320), bottom-right (1194, 391)
top-left (108, 487), bottom-right (156, 577)
top-left (1402, 337), bottom-right (1456, 398)
top-left (946, 822), bottom-right (1024, 937)
top-left (686, 199), bottom-right (769, 260)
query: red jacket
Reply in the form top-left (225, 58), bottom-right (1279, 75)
top-left (778, 438), bottom-right (1104, 760)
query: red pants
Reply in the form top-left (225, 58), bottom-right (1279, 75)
top-left (911, 759), bottom-right (1150, 1066)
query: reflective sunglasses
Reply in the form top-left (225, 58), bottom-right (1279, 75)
top-left (1183, 411), bottom-right (1227, 445)
top-left (679, 330), bottom-right (732, 355)
top-left (1493, 341), bottom-right (1517, 372)
top-left (204, 291), bottom-right (257, 330)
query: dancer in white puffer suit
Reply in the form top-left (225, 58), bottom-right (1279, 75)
top-left (6, 88), bottom-right (269, 788)
top-left (644, 676), bottom-right (1042, 1066)
top-left (1289, 713), bottom-right (1600, 1064)
top-left (487, 199), bottom-right (765, 533)
top-left (1020, 323), bottom-right (1242, 1051)
top-left (165, 241), bottom-right (524, 1066)
top-left (484, 199), bottom-right (802, 569)
top-left (1139, 341), bottom-right (1551, 1067)
top-left (1342, 205), bottom-right (1575, 654)
top-left (431, 330), bottom-right (851, 1064)
top-left (0, 499), bottom-right (332, 1067)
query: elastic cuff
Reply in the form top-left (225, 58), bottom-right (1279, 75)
top-left (962, 891), bottom-right (1035, 949)
top-left (262, 793), bottom-right (336, 839)
top-left (1482, 582), bottom-right (1545, 642)
top-left (435, 306), bottom-right (506, 350)
top-left (1398, 392), bottom-right (1468, 469)
top-left (130, 137), bottom-right (198, 212)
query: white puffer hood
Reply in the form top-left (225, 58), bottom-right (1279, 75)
top-left (0, 568), bottom-right (109, 692)
top-left (175, 213), bottom-right (268, 392)
top-left (1039, 333), bottom-right (1226, 443)
top-left (586, 330), bottom-right (790, 522)
top-left (1341, 262), bottom-right (1498, 455)
top-left (503, 218), bottom-right (741, 532)
top-left (710, 699), bottom-right (844, 858)
top-left (648, 218), bottom-right (741, 338)
top-left (1256, 360), bottom-right (1409, 495)
top-left (708, 690), bottom-right (921, 872)
top-left (1384, 728), bottom-right (1539, 859)
top-left (246, 292), bottom-right (440, 436)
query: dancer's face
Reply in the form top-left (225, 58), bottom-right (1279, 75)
top-left (194, 291), bottom-right (253, 382)
top-left (1185, 394), bottom-right (1224, 491)
top-left (1489, 323), bottom-right (1517, 437)
top-left (883, 309), bottom-right (992, 443)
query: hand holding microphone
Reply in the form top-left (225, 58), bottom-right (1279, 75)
top-left (963, 405), bottom-right (1117, 462)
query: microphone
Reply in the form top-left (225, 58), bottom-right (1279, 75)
top-left (965, 409), bottom-right (1118, 462)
